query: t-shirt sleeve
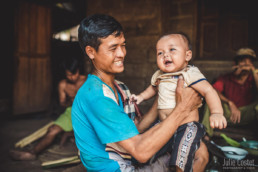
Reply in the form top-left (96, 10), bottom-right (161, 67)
top-left (86, 94), bottom-right (139, 144)
top-left (212, 77), bottom-right (224, 93)
top-left (151, 70), bottom-right (162, 86)
top-left (183, 66), bottom-right (206, 86)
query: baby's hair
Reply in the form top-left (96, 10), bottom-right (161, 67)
top-left (159, 32), bottom-right (192, 50)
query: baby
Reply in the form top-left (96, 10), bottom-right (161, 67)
top-left (131, 33), bottom-right (227, 171)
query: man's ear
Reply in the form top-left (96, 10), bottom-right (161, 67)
top-left (186, 50), bottom-right (192, 62)
top-left (85, 46), bottom-right (95, 60)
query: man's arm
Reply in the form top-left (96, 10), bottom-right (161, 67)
top-left (136, 97), bottom-right (158, 133)
top-left (118, 77), bottom-right (202, 163)
top-left (215, 90), bottom-right (241, 124)
top-left (58, 80), bottom-right (67, 107)
top-left (251, 67), bottom-right (258, 90)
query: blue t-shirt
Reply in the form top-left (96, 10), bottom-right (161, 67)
top-left (72, 74), bottom-right (139, 171)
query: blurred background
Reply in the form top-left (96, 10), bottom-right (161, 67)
top-left (2, 0), bottom-right (258, 116)
top-left (1, 0), bottom-right (258, 171)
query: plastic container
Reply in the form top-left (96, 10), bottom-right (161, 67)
top-left (205, 156), bottom-right (222, 172)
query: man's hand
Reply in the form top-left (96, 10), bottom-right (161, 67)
top-left (175, 76), bottom-right (202, 114)
top-left (209, 114), bottom-right (227, 129)
top-left (233, 64), bottom-right (255, 75)
top-left (228, 101), bottom-right (241, 123)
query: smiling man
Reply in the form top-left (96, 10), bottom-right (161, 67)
top-left (72, 14), bottom-right (208, 171)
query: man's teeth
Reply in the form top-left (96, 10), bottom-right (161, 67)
top-left (114, 61), bottom-right (123, 65)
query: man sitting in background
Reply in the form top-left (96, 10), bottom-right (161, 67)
top-left (10, 57), bottom-right (87, 161)
top-left (202, 47), bottom-right (258, 138)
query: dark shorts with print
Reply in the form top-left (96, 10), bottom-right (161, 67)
top-left (150, 121), bottom-right (206, 172)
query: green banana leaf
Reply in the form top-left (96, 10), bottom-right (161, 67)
top-left (220, 133), bottom-right (240, 147)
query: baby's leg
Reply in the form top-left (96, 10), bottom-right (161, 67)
top-left (169, 122), bottom-right (206, 171)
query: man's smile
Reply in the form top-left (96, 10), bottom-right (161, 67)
top-left (114, 60), bottom-right (124, 67)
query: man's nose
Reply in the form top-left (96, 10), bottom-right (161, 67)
top-left (116, 46), bottom-right (126, 57)
top-left (241, 62), bottom-right (248, 66)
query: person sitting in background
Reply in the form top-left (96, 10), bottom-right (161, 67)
top-left (202, 47), bottom-right (258, 138)
top-left (10, 57), bottom-right (87, 161)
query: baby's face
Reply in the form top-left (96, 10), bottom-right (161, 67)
top-left (156, 34), bottom-right (192, 73)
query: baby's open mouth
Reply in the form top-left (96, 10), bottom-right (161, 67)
top-left (164, 60), bottom-right (172, 65)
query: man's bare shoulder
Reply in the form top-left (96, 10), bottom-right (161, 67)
top-left (78, 75), bottom-right (87, 85)
top-left (73, 75), bottom-right (86, 88)
top-left (58, 79), bottom-right (67, 89)
top-left (79, 75), bottom-right (87, 81)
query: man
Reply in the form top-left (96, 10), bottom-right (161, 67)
top-left (202, 47), bottom-right (258, 138)
top-left (10, 57), bottom-right (87, 161)
top-left (72, 14), bottom-right (208, 171)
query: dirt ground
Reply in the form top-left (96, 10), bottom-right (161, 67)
top-left (1, 112), bottom-right (257, 172)
top-left (0, 113), bottom-right (85, 172)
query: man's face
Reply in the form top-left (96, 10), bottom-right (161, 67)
top-left (92, 33), bottom-right (126, 74)
top-left (66, 70), bottom-right (80, 83)
top-left (156, 34), bottom-right (191, 73)
top-left (236, 57), bottom-right (254, 75)
top-left (237, 57), bottom-right (253, 67)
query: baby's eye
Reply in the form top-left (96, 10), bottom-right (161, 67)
top-left (169, 48), bottom-right (175, 51)
top-left (157, 52), bottom-right (163, 56)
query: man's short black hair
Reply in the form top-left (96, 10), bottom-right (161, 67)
top-left (234, 55), bottom-right (256, 64)
top-left (62, 57), bottom-right (80, 74)
top-left (78, 14), bottom-right (123, 56)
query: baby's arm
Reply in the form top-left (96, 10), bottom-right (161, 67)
top-left (131, 85), bottom-right (157, 104)
top-left (191, 80), bottom-right (227, 129)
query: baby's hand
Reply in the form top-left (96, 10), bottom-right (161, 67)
top-left (130, 94), bottom-right (144, 104)
top-left (209, 114), bottom-right (227, 129)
